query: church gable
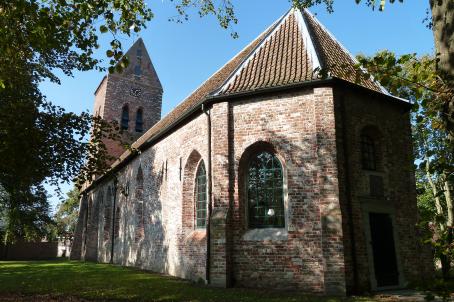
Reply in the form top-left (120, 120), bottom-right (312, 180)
top-left (130, 8), bottom-right (393, 156)
top-left (301, 10), bottom-right (385, 93)
top-left (216, 8), bottom-right (385, 95)
top-left (216, 9), bottom-right (318, 95)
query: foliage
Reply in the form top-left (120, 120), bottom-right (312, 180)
top-left (54, 187), bottom-right (79, 239)
top-left (0, 0), bottom-right (153, 87)
top-left (0, 184), bottom-right (53, 244)
top-left (418, 279), bottom-right (454, 302)
top-left (357, 51), bottom-right (454, 278)
top-left (0, 0), bottom-right (240, 244)
top-left (291, 0), bottom-right (402, 13)
top-left (169, 0), bottom-right (238, 38)
top-left (0, 260), bottom-right (379, 302)
top-left (0, 79), bottom-right (122, 242)
top-left (293, 0), bottom-right (454, 161)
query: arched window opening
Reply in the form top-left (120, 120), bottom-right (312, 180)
top-left (135, 166), bottom-right (145, 242)
top-left (136, 48), bottom-right (142, 58)
top-left (134, 65), bottom-right (142, 77)
top-left (135, 202), bottom-right (144, 242)
top-left (247, 151), bottom-right (284, 228)
top-left (361, 134), bottom-right (377, 171)
top-left (83, 197), bottom-right (90, 247)
top-left (195, 161), bottom-right (207, 229)
top-left (96, 192), bottom-right (103, 230)
top-left (103, 187), bottom-right (112, 242)
top-left (135, 166), bottom-right (144, 199)
top-left (135, 108), bottom-right (143, 133)
top-left (121, 105), bottom-right (129, 130)
top-left (114, 207), bottom-right (121, 239)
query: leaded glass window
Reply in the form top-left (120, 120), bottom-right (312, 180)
top-left (247, 151), bottom-right (284, 228)
top-left (361, 134), bottom-right (377, 170)
top-left (195, 161), bottom-right (207, 229)
top-left (121, 105), bottom-right (129, 130)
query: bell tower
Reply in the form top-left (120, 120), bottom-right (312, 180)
top-left (93, 38), bottom-right (163, 160)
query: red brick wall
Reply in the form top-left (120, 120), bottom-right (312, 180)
top-left (333, 87), bottom-right (434, 292)
top-left (82, 112), bottom-right (210, 281)
top-left (73, 83), bottom-right (431, 295)
top-left (229, 88), bottom-right (344, 293)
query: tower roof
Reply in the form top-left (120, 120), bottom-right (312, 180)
top-left (120, 37), bottom-right (162, 90)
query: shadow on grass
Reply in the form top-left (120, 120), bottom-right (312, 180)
top-left (0, 260), bottom-right (375, 302)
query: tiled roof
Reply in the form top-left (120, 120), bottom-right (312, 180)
top-left (116, 8), bottom-right (393, 167)
top-left (301, 10), bottom-right (384, 93)
top-left (217, 12), bottom-right (315, 95)
top-left (215, 8), bottom-right (385, 95)
top-left (131, 20), bottom-right (278, 149)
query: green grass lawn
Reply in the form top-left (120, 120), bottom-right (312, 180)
top-left (0, 260), bottom-right (381, 302)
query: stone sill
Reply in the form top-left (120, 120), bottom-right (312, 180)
top-left (184, 230), bottom-right (207, 243)
top-left (242, 228), bottom-right (288, 241)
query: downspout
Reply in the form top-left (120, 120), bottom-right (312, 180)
top-left (339, 94), bottom-right (359, 293)
top-left (110, 176), bottom-right (118, 264)
top-left (202, 103), bottom-right (213, 284)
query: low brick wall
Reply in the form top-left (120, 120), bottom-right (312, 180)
top-left (0, 242), bottom-right (58, 260)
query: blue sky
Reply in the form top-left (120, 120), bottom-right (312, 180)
top-left (42, 0), bottom-right (434, 209)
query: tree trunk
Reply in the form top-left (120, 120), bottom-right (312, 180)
top-left (426, 158), bottom-right (445, 230)
top-left (430, 0), bottom-right (454, 139)
top-left (443, 177), bottom-right (453, 280)
top-left (426, 158), bottom-right (452, 278)
top-left (440, 253), bottom-right (451, 279)
top-left (444, 178), bottom-right (453, 229)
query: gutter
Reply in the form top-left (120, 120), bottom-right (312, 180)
top-left (81, 77), bottom-right (410, 193)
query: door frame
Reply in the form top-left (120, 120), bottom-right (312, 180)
top-left (362, 201), bottom-right (406, 291)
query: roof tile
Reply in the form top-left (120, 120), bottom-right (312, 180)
top-left (123, 8), bottom-right (390, 163)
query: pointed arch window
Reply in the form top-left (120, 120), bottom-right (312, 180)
top-left (114, 207), bottom-right (121, 239)
top-left (361, 134), bottom-right (377, 171)
top-left (135, 108), bottom-right (143, 133)
top-left (195, 161), bottom-right (207, 229)
top-left (83, 197), bottom-right (90, 247)
top-left (121, 105), bottom-right (129, 130)
top-left (134, 65), bottom-right (142, 77)
top-left (247, 151), bottom-right (284, 228)
top-left (103, 187), bottom-right (112, 242)
top-left (135, 167), bottom-right (144, 242)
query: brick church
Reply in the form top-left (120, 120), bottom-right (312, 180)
top-left (71, 8), bottom-right (433, 294)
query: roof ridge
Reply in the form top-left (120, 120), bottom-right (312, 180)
top-left (213, 9), bottom-right (291, 96)
top-left (158, 13), bottom-right (284, 115)
top-left (302, 9), bottom-right (389, 95)
top-left (129, 18), bottom-right (278, 150)
top-left (296, 9), bottom-right (321, 73)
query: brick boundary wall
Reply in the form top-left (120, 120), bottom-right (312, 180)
top-left (0, 242), bottom-right (58, 260)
